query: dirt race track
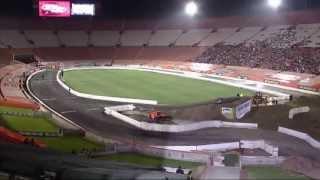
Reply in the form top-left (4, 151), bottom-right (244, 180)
top-left (28, 70), bottom-right (320, 162)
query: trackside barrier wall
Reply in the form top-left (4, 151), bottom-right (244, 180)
top-left (278, 127), bottom-right (320, 149)
top-left (288, 106), bottom-right (310, 119)
top-left (95, 141), bottom-right (285, 165)
top-left (155, 140), bottom-right (278, 157)
top-left (106, 104), bottom-right (136, 112)
top-left (240, 140), bottom-right (278, 157)
top-left (134, 145), bottom-right (210, 163)
top-left (240, 156), bottom-right (286, 166)
top-left (104, 107), bottom-right (258, 133)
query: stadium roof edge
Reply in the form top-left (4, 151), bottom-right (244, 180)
top-left (0, 9), bottom-right (320, 30)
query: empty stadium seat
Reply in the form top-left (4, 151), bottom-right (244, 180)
top-left (120, 30), bottom-right (151, 46)
top-left (24, 30), bottom-right (59, 47)
top-left (303, 25), bottom-right (320, 47)
top-left (58, 31), bottom-right (89, 47)
top-left (294, 24), bottom-right (320, 46)
top-left (0, 30), bottom-right (33, 48)
top-left (175, 29), bottom-right (211, 46)
top-left (224, 27), bottom-right (262, 45)
top-left (0, 49), bottom-right (11, 67)
top-left (0, 43), bottom-right (5, 48)
top-left (90, 30), bottom-right (120, 47)
top-left (199, 28), bottom-right (237, 46)
top-left (148, 30), bottom-right (182, 46)
top-left (136, 47), bottom-right (206, 61)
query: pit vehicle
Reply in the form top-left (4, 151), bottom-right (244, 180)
top-left (148, 111), bottom-right (172, 122)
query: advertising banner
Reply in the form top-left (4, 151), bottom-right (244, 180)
top-left (39, 1), bottom-right (71, 17)
top-left (235, 99), bottom-right (252, 119)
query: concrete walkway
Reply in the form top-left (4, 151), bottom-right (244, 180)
top-left (200, 166), bottom-right (241, 180)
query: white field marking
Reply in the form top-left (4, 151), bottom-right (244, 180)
top-left (42, 98), bottom-right (57, 101)
top-left (60, 110), bottom-right (77, 114)
top-left (65, 97), bottom-right (78, 100)
top-left (87, 107), bottom-right (101, 111)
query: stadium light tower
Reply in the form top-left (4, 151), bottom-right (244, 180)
top-left (185, 1), bottom-right (198, 16)
top-left (268, 0), bottom-right (282, 9)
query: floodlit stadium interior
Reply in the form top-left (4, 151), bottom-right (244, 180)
top-left (0, 0), bottom-right (320, 179)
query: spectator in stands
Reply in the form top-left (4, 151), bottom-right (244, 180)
top-left (194, 41), bottom-right (320, 75)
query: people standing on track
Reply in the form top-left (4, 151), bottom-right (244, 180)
top-left (176, 166), bottom-right (184, 174)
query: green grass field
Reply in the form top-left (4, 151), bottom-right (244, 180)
top-left (36, 136), bottom-right (104, 153)
top-left (63, 69), bottom-right (253, 105)
top-left (245, 166), bottom-right (308, 180)
top-left (95, 152), bottom-right (202, 169)
top-left (1, 115), bottom-right (58, 132)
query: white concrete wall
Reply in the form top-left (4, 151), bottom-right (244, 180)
top-left (240, 156), bottom-right (286, 166)
top-left (240, 140), bottom-right (278, 156)
top-left (105, 107), bottom-right (258, 133)
top-left (105, 105), bottom-right (136, 112)
top-left (156, 140), bottom-right (278, 157)
top-left (288, 106), bottom-right (310, 119)
top-left (278, 127), bottom-right (320, 149)
top-left (134, 145), bottom-right (209, 163)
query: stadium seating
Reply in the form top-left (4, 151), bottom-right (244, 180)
top-left (303, 27), bottom-right (320, 47)
top-left (246, 25), bottom-right (291, 46)
top-left (58, 31), bottom-right (89, 47)
top-left (120, 30), bottom-right (152, 46)
top-left (224, 27), bottom-right (262, 45)
top-left (0, 30), bottom-right (33, 48)
top-left (24, 30), bottom-right (59, 47)
top-left (0, 49), bottom-right (11, 68)
top-left (148, 30), bottom-right (182, 46)
top-left (136, 47), bottom-right (206, 61)
top-left (293, 24), bottom-right (320, 46)
top-left (175, 29), bottom-right (211, 46)
top-left (199, 28), bottom-right (237, 46)
top-left (90, 30), bottom-right (120, 47)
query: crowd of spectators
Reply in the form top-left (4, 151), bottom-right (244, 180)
top-left (194, 29), bottom-right (320, 75)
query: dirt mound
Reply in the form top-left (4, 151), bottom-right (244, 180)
top-left (170, 102), bottom-right (224, 121)
top-left (281, 156), bottom-right (320, 179)
top-left (163, 97), bottom-right (246, 121)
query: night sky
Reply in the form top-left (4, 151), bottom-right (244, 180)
top-left (1, 0), bottom-right (320, 18)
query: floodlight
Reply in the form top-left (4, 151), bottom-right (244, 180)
top-left (185, 1), bottom-right (198, 16)
top-left (268, 0), bottom-right (282, 9)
